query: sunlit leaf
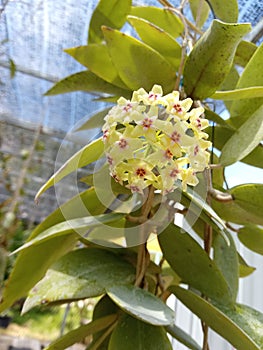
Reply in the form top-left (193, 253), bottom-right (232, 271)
top-left (189, 0), bottom-right (210, 28)
top-left (88, 0), bottom-right (132, 43)
top-left (109, 314), bottom-right (172, 350)
top-left (183, 20), bottom-right (251, 99)
top-left (107, 285), bottom-right (174, 326)
top-left (204, 109), bottom-right (233, 128)
top-left (102, 26), bottom-right (176, 93)
top-left (166, 324), bottom-right (202, 350)
top-left (74, 107), bottom-right (111, 131)
top-left (234, 40), bottom-right (257, 67)
top-left (220, 104), bottom-right (263, 166)
top-left (129, 6), bottom-right (183, 38)
top-left (44, 71), bottom-right (130, 97)
top-left (45, 315), bottom-right (117, 350)
top-left (218, 64), bottom-right (239, 110)
top-left (22, 248), bottom-right (135, 313)
top-left (65, 45), bottom-right (128, 89)
top-left (238, 254), bottom-right (256, 278)
top-left (127, 15), bottom-right (181, 69)
top-left (158, 224), bottom-right (234, 305)
top-left (35, 137), bottom-right (104, 200)
top-left (238, 225), bottom-right (263, 255)
top-left (230, 43), bottom-right (263, 127)
top-left (212, 87), bottom-right (263, 100)
top-left (208, 0), bottom-right (238, 22)
top-left (170, 286), bottom-right (262, 350)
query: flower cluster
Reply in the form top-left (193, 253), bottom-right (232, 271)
top-left (102, 85), bottom-right (211, 194)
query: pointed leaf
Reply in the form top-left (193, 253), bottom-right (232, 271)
top-left (65, 45), bottom-right (128, 89)
top-left (234, 40), bottom-right (257, 67)
top-left (183, 20), bottom-right (251, 99)
top-left (189, 0), bottom-right (210, 28)
top-left (109, 314), bottom-right (172, 350)
top-left (204, 108), bottom-right (233, 128)
top-left (212, 87), bottom-right (263, 100)
top-left (88, 0), bottom-right (132, 43)
top-left (238, 254), bottom-right (256, 278)
top-left (238, 225), bottom-right (263, 255)
top-left (170, 286), bottom-right (261, 350)
top-left (230, 43), bottom-right (263, 127)
top-left (45, 70), bottom-right (130, 97)
top-left (102, 26), bottom-right (176, 93)
top-left (35, 137), bottom-right (104, 200)
top-left (158, 224), bottom-right (233, 305)
top-left (130, 6), bottom-right (183, 38)
top-left (208, 0), bottom-right (238, 22)
top-left (213, 231), bottom-right (239, 301)
top-left (22, 248), bottom-right (135, 313)
top-left (45, 314), bottom-right (117, 350)
top-left (127, 15), bottom-right (181, 69)
top-left (74, 107), bottom-right (111, 131)
top-left (166, 324), bottom-right (202, 349)
top-left (220, 104), bottom-right (263, 166)
top-left (107, 284), bottom-right (174, 326)
top-left (230, 184), bottom-right (263, 222)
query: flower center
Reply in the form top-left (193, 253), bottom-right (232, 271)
top-left (171, 131), bottom-right (181, 143)
top-left (170, 168), bottom-right (180, 177)
top-left (194, 145), bottom-right (199, 156)
top-left (142, 117), bottom-right (153, 129)
top-left (173, 103), bottom-right (183, 113)
top-left (136, 168), bottom-right (146, 177)
top-left (123, 103), bottom-right (132, 112)
top-left (118, 138), bottom-right (128, 149)
top-left (165, 149), bottom-right (173, 159)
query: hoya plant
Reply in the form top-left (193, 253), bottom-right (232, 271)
top-left (1, 0), bottom-right (263, 349)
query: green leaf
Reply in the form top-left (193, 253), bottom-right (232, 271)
top-left (35, 137), bottom-right (104, 200)
top-left (170, 286), bottom-right (262, 350)
top-left (189, 0), bottom-right (210, 28)
top-left (158, 224), bottom-right (233, 305)
top-left (213, 231), bottom-right (239, 301)
top-left (230, 43), bottom-right (263, 127)
top-left (204, 108), bottom-right (233, 128)
top-left (45, 70), bottom-right (131, 97)
top-left (88, 0), bottom-right (132, 43)
top-left (109, 314), bottom-right (173, 350)
top-left (207, 125), bottom-right (263, 168)
top-left (107, 285), bottom-right (174, 326)
top-left (22, 248), bottom-right (135, 313)
top-left (238, 225), bottom-right (263, 255)
top-left (65, 45), bottom-right (128, 89)
top-left (234, 40), bottom-right (257, 67)
top-left (218, 64), bottom-right (239, 110)
top-left (45, 314), bottom-right (117, 350)
top-left (127, 15), bottom-right (181, 69)
top-left (13, 213), bottom-right (124, 254)
top-left (74, 107), bottom-right (111, 131)
top-left (102, 26), bottom-right (176, 94)
top-left (9, 58), bottom-right (16, 78)
top-left (129, 6), bottom-right (183, 38)
top-left (166, 324), bottom-right (202, 350)
top-left (208, 0), bottom-right (238, 22)
top-left (183, 20), bottom-right (251, 99)
top-left (231, 184), bottom-right (263, 223)
top-left (220, 104), bottom-right (263, 166)
top-left (211, 87), bottom-right (263, 101)
top-left (238, 254), bottom-right (256, 278)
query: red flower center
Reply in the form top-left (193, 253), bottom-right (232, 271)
top-left (136, 168), bottom-right (146, 177)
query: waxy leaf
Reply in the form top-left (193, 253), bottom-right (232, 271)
top-left (109, 314), bottom-right (172, 350)
top-left (213, 231), bottom-right (239, 301)
top-left (107, 285), bottom-right (174, 326)
top-left (183, 20), bottom-right (251, 100)
top-left (204, 109), bottom-right (232, 128)
top-left (158, 224), bottom-right (233, 305)
top-left (189, 0), bottom-right (210, 28)
top-left (212, 87), bottom-right (263, 101)
top-left (166, 324), bottom-right (202, 350)
top-left (88, 0), bottom-right (131, 43)
top-left (238, 225), bottom-right (263, 255)
top-left (234, 40), bottom-right (257, 67)
top-left (127, 15), bottom-right (181, 69)
top-left (35, 137), bottom-right (104, 200)
top-left (208, 0), bottom-right (238, 22)
top-left (231, 184), bottom-right (263, 223)
top-left (74, 107), bottom-right (111, 131)
top-left (230, 43), bottom-right (263, 127)
top-left (65, 45), bottom-right (128, 89)
top-left (238, 254), bottom-right (256, 278)
top-left (218, 64), bottom-right (239, 110)
top-left (45, 314), bottom-right (117, 350)
top-left (130, 6), bottom-right (183, 38)
top-left (170, 286), bottom-right (262, 350)
top-left (22, 248), bottom-right (135, 313)
top-left (45, 70), bottom-right (130, 97)
top-left (102, 26), bottom-right (176, 93)
top-left (220, 104), bottom-right (263, 166)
